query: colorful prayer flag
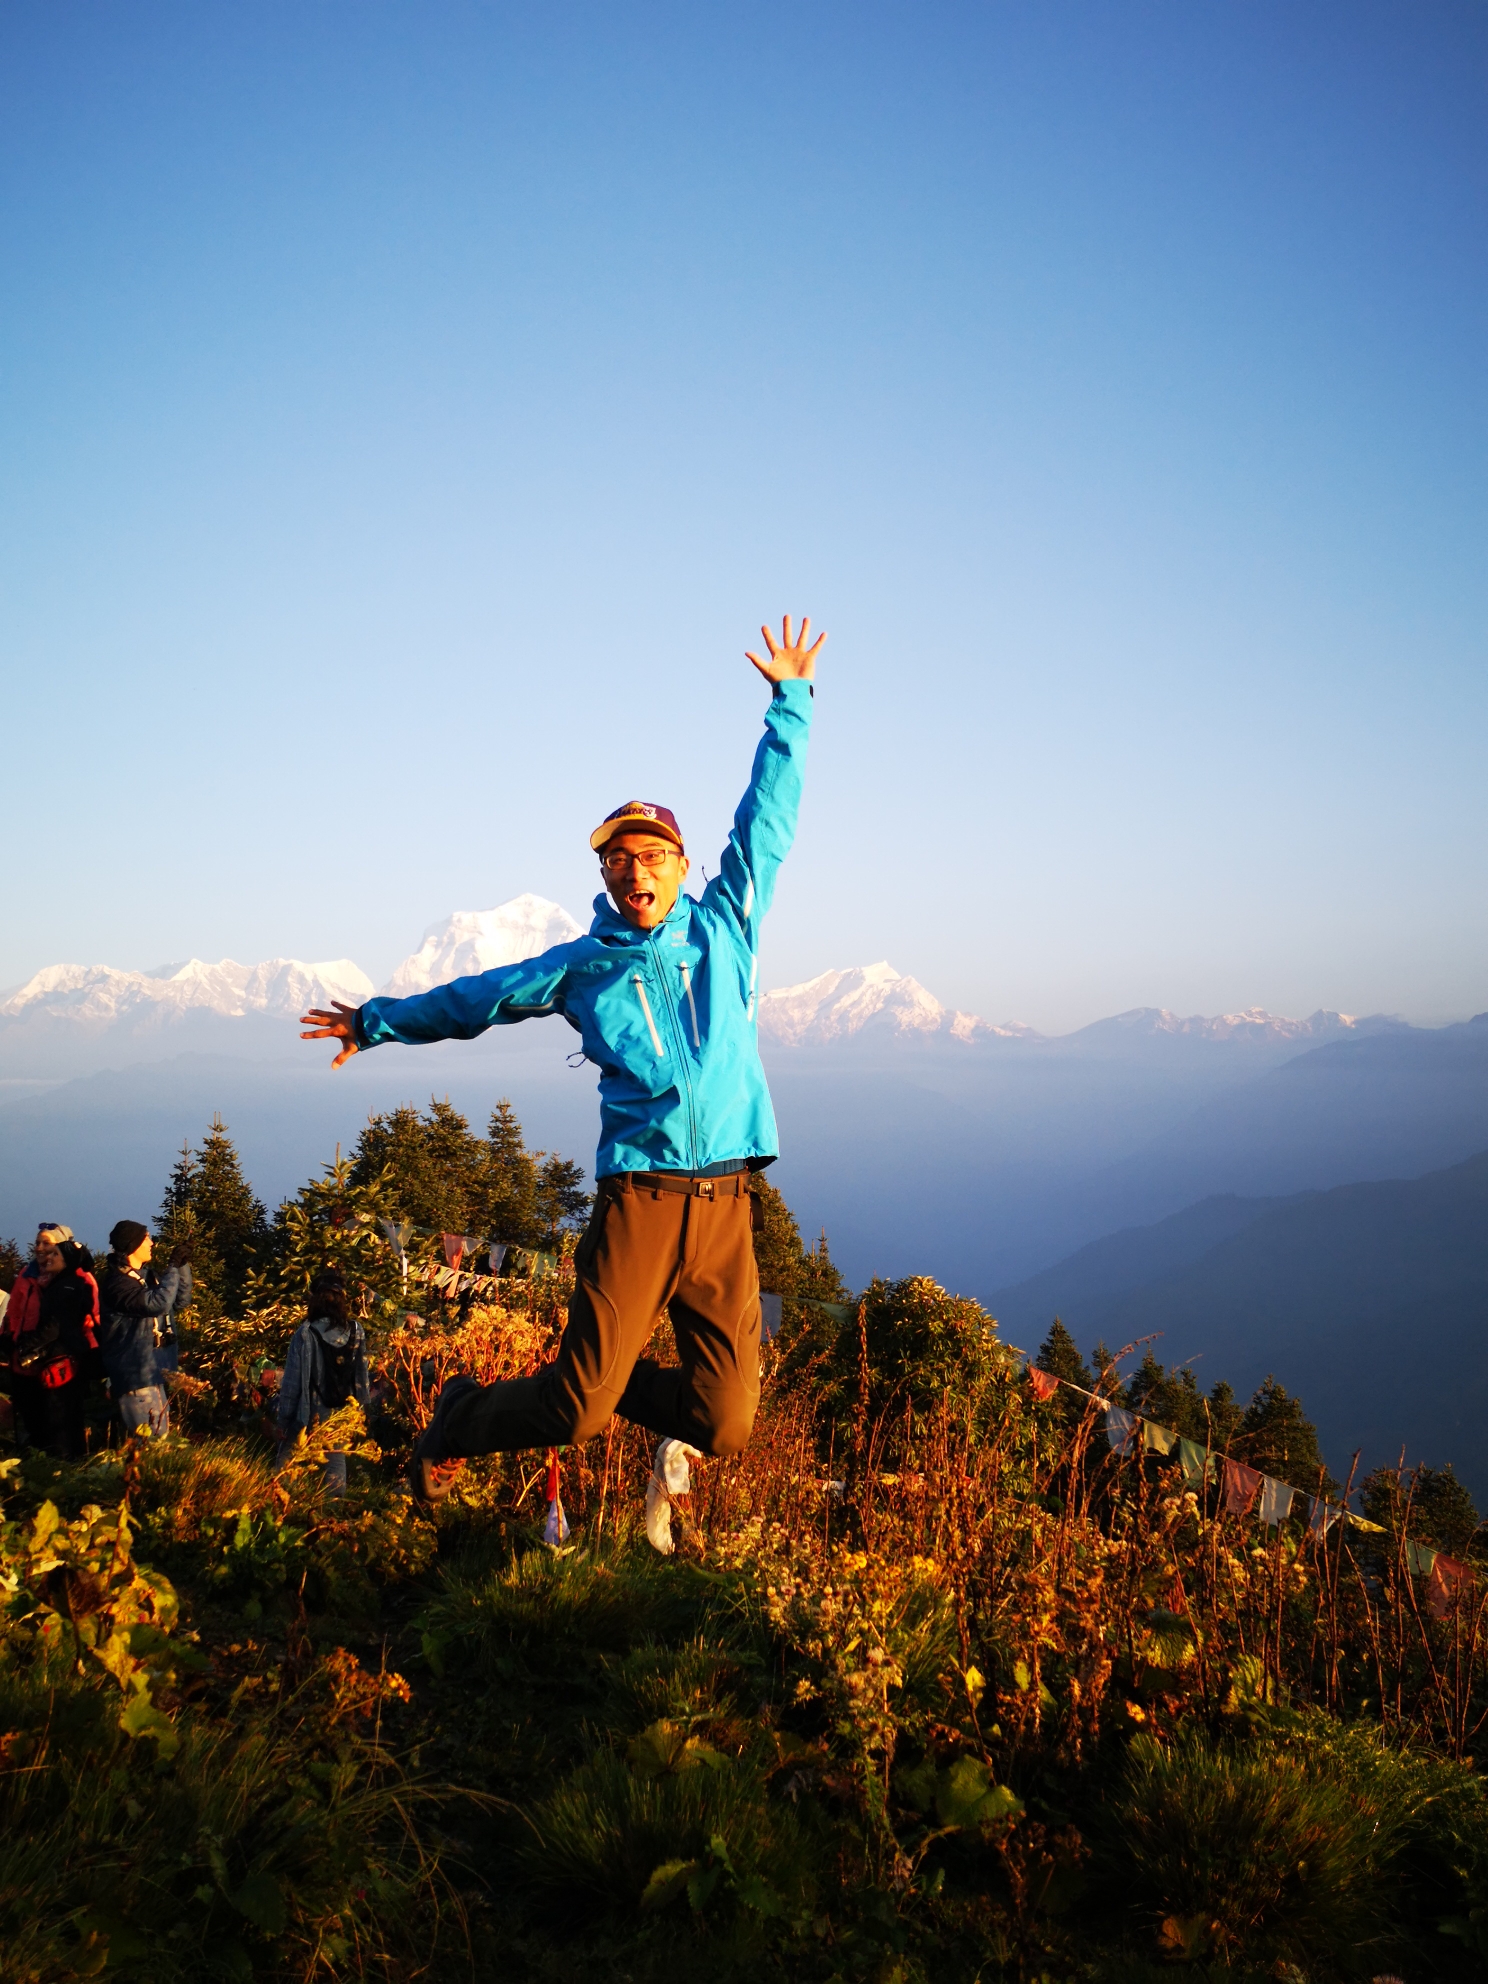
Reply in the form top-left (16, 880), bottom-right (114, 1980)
top-left (1142, 1420), bottom-right (1178, 1456)
top-left (1256, 1476), bottom-right (1295, 1526)
top-left (1308, 1496), bottom-right (1343, 1534)
top-left (1426, 1554), bottom-right (1468, 1621)
top-left (1177, 1438), bottom-right (1216, 1487)
top-left (1404, 1538), bottom-right (1438, 1578)
top-left (1027, 1366), bottom-right (1060, 1402)
top-left (1105, 1406), bottom-right (1139, 1456)
top-left (1222, 1459), bottom-right (1262, 1517)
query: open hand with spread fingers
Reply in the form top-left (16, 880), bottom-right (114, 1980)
top-left (300, 1000), bottom-right (361, 1069)
top-left (746, 614), bottom-right (825, 685)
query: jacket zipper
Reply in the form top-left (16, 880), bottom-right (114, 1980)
top-left (679, 961), bottom-right (700, 1048)
top-left (648, 935), bottom-right (700, 1166)
top-left (631, 973), bottom-right (664, 1057)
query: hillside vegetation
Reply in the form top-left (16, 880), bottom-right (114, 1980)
top-left (2, 1104), bottom-right (1487, 1983)
top-left (994, 1150), bottom-right (1488, 1501)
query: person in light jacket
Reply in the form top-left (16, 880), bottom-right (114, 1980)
top-left (98, 1221), bottom-right (192, 1437)
top-left (275, 1268), bottom-right (371, 1492)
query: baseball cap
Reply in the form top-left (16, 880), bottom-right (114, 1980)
top-left (589, 802), bottom-right (685, 854)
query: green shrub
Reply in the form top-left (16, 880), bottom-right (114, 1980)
top-left (1106, 1721), bottom-right (1448, 1970)
top-left (422, 1542), bottom-right (720, 1681)
top-left (519, 1735), bottom-right (814, 1923)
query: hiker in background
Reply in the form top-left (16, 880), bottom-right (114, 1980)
top-left (98, 1221), bottom-right (192, 1438)
top-left (3, 1223), bottom-right (101, 1458)
top-left (275, 1268), bottom-right (371, 1493)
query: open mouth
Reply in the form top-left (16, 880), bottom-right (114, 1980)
top-left (625, 888), bottom-right (656, 912)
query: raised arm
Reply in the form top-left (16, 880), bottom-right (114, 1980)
top-left (301, 946), bottom-right (579, 1068)
top-left (703, 614), bottom-right (824, 933)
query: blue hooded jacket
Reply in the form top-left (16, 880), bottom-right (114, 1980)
top-left (354, 679), bottom-right (812, 1178)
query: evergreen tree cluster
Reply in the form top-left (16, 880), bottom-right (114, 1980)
top-left (1360, 1462), bottom-right (1484, 1560)
top-left (348, 1098), bottom-right (589, 1251)
top-left (1036, 1323), bottom-right (1341, 1496)
top-left (155, 1115), bottom-right (269, 1321)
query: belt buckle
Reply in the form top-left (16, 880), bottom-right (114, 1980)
top-left (698, 1178), bottom-right (715, 1200)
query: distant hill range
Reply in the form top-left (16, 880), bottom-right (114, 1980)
top-left (991, 1150), bottom-right (1488, 1503)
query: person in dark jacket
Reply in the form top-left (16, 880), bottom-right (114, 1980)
top-left (98, 1222), bottom-right (192, 1437)
top-left (275, 1268), bottom-right (371, 1492)
top-left (4, 1223), bottom-right (100, 1458)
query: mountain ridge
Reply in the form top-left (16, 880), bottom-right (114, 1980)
top-left (0, 897), bottom-right (1430, 1058)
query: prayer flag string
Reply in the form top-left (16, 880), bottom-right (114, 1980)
top-left (1018, 1359), bottom-right (1471, 1612)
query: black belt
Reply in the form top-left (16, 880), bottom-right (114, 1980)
top-left (628, 1170), bottom-right (749, 1200)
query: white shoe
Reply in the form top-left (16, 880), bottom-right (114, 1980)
top-left (645, 1437), bottom-right (702, 1554)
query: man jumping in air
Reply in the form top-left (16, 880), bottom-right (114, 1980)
top-left (300, 613), bottom-right (823, 1506)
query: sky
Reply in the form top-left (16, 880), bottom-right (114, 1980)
top-left (1, 1), bottom-right (1484, 1035)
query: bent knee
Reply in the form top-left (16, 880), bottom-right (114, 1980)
top-left (697, 1401), bottom-right (758, 1459)
top-left (561, 1402), bottom-right (618, 1446)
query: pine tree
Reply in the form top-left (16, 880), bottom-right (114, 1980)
top-left (1360, 1463), bottom-right (1483, 1560)
top-left (1035, 1319), bottom-right (1094, 1391)
top-left (751, 1176), bottom-right (850, 1313)
top-left (1205, 1380), bottom-right (1245, 1454)
top-left (1034, 1319), bottom-right (1098, 1429)
top-left (155, 1117), bottom-right (268, 1319)
top-left (0, 1237), bottom-right (23, 1293)
top-left (348, 1096), bottom-right (591, 1255)
top-left (351, 1099), bottom-right (487, 1234)
top-left (1237, 1375), bottom-right (1337, 1497)
top-left (248, 1152), bottom-right (401, 1313)
top-left (1126, 1352), bottom-right (1208, 1442)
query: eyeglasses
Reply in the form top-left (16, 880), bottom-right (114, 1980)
top-left (599, 846), bottom-right (677, 873)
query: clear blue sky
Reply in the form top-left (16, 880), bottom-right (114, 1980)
top-left (2, 2), bottom-right (1484, 1033)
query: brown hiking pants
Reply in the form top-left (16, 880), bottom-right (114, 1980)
top-left (440, 1170), bottom-right (762, 1459)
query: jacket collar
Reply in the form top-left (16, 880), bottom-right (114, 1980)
top-left (589, 892), bottom-right (693, 946)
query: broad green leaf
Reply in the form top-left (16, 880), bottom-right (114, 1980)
top-left (934, 1756), bottom-right (1023, 1829)
top-left (91, 1629), bottom-right (138, 1687)
top-left (686, 1864), bottom-right (721, 1913)
top-left (231, 1870), bottom-right (288, 1935)
top-left (28, 1502), bottom-right (61, 1550)
top-left (118, 1690), bottom-right (179, 1759)
top-left (627, 1719), bottom-right (726, 1779)
top-left (1012, 1658), bottom-right (1031, 1692)
top-left (735, 1873), bottom-right (786, 1917)
top-left (640, 1859), bottom-right (695, 1911)
top-left (895, 1756), bottom-right (938, 1814)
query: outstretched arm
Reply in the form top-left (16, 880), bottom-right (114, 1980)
top-left (301, 947), bottom-right (578, 1068)
top-left (703, 614), bottom-right (823, 937)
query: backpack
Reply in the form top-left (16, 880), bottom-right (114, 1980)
top-left (311, 1325), bottom-right (360, 1410)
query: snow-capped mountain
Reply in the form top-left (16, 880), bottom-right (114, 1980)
top-left (0, 957), bottom-right (372, 1025)
top-left (381, 895), bottom-right (584, 997)
top-left (757, 963), bottom-right (1035, 1048)
top-left (1057, 1005), bottom-right (1405, 1057)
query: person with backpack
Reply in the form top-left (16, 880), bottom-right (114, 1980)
top-left (98, 1221), bottom-right (192, 1437)
top-left (299, 614), bottom-right (821, 1509)
top-left (275, 1268), bottom-right (371, 1491)
top-left (4, 1223), bottom-right (101, 1458)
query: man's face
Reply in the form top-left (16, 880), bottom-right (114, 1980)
top-left (133, 1234), bottom-right (154, 1267)
top-left (599, 832), bottom-right (690, 930)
